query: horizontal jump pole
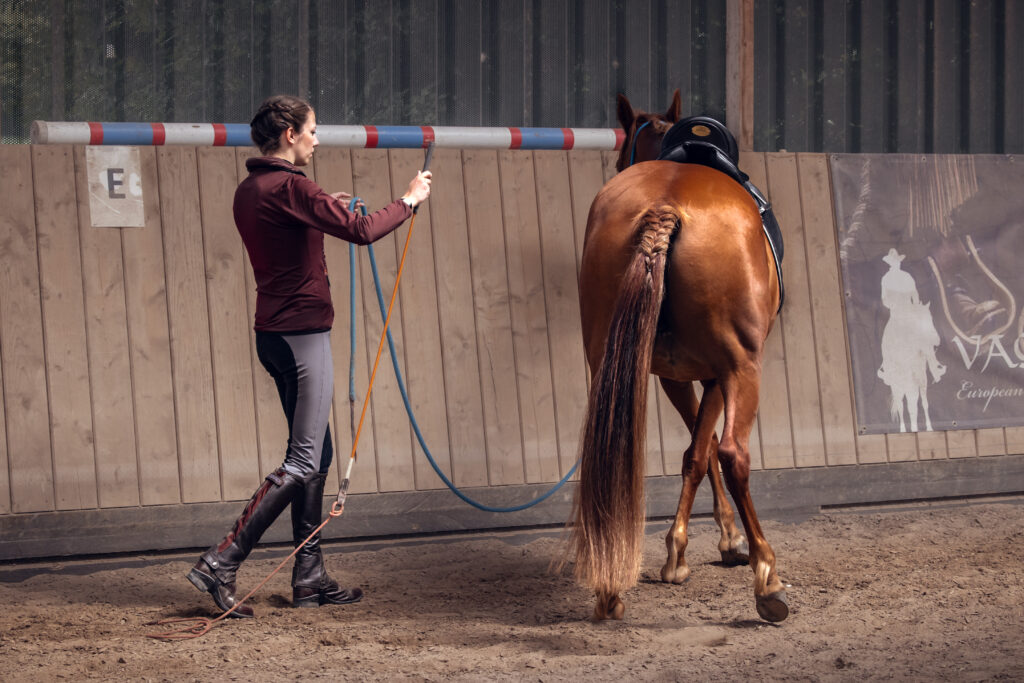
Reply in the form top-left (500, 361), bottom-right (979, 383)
top-left (31, 121), bottom-right (625, 151)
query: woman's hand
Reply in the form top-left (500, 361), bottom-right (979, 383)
top-left (331, 191), bottom-right (364, 212)
top-left (401, 171), bottom-right (432, 208)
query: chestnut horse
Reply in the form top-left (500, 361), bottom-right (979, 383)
top-left (568, 91), bottom-right (788, 622)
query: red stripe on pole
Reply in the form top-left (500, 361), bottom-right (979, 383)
top-left (151, 123), bottom-right (166, 145)
top-left (561, 128), bottom-right (575, 150)
top-left (88, 122), bottom-right (104, 145)
top-left (365, 125), bottom-right (379, 148)
top-left (614, 128), bottom-right (626, 150)
top-left (212, 123), bottom-right (227, 146)
top-left (509, 127), bottom-right (523, 150)
top-left (420, 126), bottom-right (435, 147)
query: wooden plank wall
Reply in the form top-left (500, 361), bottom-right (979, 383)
top-left (0, 146), bottom-right (1018, 518)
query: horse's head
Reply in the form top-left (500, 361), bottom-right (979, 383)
top-left (614, 89), bottom-right (682, 172)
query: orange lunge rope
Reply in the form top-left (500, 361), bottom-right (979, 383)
top-left (148, 199), bottom-right (424, 641)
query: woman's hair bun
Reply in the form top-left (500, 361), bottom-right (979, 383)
top-left (250, 95), bottom-right (313, 154)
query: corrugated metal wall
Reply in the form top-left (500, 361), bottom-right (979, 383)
top-left (3, 1), bottom-right (1020, 152)
top-left (0, 0), bottom-right (726, 141)
top-left (756, 0), bottom-right (1024, 153)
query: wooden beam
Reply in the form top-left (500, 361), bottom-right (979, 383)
top-left (726, 0), bottom-right (755, 149)
top-left (4, 455), bottom-right (1024, 560)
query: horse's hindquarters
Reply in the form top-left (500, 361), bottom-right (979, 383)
top-left (582, 163), bottom-right (775, 381)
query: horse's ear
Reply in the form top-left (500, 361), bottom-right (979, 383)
top-left (665, 89), bottom-right (682, 123)
top-left (617, 93), bottom-right (635, 131)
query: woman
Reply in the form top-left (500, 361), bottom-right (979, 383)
top-left (187, 95), bottom-right (431, 618)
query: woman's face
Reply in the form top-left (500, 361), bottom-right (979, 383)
top-left (290, 110), bottom-right (319, 166)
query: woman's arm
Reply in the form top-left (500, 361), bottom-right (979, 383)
top-left (290, 172), bottom-right (431, 245)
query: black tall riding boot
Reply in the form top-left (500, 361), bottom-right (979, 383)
top-left (291, 472), bottom-right (364, 607)
top-left (187, 467), bottom-right (306, 618)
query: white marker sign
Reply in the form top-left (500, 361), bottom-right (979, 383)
top-left (86, 146), bottom-right (145, 228)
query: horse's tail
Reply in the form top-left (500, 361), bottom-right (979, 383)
top-left (569, 205), bottom-right (680, 598)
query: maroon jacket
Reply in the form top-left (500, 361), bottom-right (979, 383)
top-left (234, 157), bottom-right (412, 332)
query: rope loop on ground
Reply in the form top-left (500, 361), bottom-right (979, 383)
top-left (349, 199), bottom-right (578, 513)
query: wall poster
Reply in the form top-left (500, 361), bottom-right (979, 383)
top-left (831, 154), bottom-right (1024, 433)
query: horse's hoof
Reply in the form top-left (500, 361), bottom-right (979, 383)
top-left (660, 564), bottom-right (690, 584)
top-left (756, 590), bottom-right (789, 623)
top-left (720, 540), bottom-right (749, 566)
top-left (592, 596), bottom-right (625, 621)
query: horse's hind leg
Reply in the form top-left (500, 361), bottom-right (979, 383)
top-left (659, 379), bottom-right (748, 567)
top-left (718, 365), bottom-right (789, 622)
top-left (659, 379), bottom-right (722, 584)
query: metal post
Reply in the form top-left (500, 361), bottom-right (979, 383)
top-left (51, 0), bottom-right (65, 122)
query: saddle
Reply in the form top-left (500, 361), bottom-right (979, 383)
top-left (657, 116), bottom-right (785, 311)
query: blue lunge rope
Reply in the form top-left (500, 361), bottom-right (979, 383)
top-left (348, 243), bottom-right (358, 402)
top-left (347, 199), bottom-right (578, 512)
top-left (628, 119), bottom-right (652, 167)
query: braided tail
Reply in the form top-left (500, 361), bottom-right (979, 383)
top-left (569, 206), bottom-right (680, 597)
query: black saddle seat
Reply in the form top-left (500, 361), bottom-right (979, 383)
top-left (658, 115), bottom-right (741, 174)
top-left (656, 115), bottom-right (785, 311)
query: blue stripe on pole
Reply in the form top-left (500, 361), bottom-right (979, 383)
top-left (102, 123), bottom-right (157, 145)
top-left (224, 124), bottom-right (251, 146)
top-left (517, 127), bottom-right (568, 149)
top-left (373, 126), bottom-right (426, 148)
